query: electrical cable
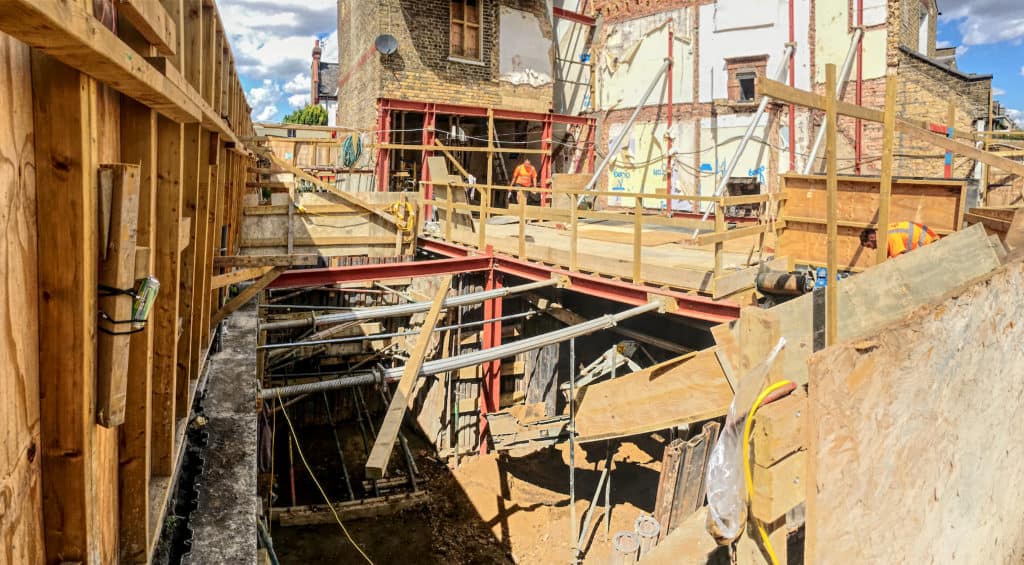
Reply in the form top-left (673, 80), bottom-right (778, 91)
top-left (741, 379), bottom-right (796, 565)
top-left (276, 393), bottom-right (374, 564)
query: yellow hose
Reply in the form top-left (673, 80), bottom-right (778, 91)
top-left (386, 200), bottom-right (415, 240)
top-left (741, 379), bottom-right (794, 565)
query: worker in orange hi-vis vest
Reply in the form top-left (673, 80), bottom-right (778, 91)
top-left (860, 221), bottom-right (939, 258)
top-left (510, 157), bottom-right (539, 205)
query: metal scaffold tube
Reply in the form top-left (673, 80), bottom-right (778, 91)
top-left (802, 28), bottom-right (864, 174)
top-left (579, 58), bottom-right (672, 201)
top-left (258, 301), bottom-right (663, 399)
top-left (260, 278), bottom-right (558, 331)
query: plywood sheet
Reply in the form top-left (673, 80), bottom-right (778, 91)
top-left (574, 348), bottom-right (731, 443)
top-left (562, 227), bottom-right (685, 246)
top-left (807, 260), bottom-right (1024, 564)
top-left (778, 173), bottom-right (967, 270)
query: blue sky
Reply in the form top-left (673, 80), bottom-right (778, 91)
top-left (221, 0), bottom-right (1024, 124)
top-left (937, 0), bottom-right (1024, 124)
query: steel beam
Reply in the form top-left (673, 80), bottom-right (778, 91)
top-left (266, 256), bottom-right (492, 289)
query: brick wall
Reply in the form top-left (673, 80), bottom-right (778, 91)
top-left (894, 0), bottom-right (937, 57)
top-left (338, 0), bottom-right (381, 133)
top-left (338, 0), bottom-right (553, 132)
top-left (590, 0), bottom-right (710, 23)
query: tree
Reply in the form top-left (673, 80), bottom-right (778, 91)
top-left (282, 104), bottom-right (328, 126)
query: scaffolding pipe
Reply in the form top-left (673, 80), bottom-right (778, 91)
top-left (579, 58), bottom-right (672, 202)
top-left (802, 28), bottom-right (864, 174)
top-left (258, 301), bottom-right (662, 399)
top-left (260, 279), bottom-right (557, 331)
top-left (693, 44), bottom-right (795, 236)
top-left (258, 310), bottom-right (537, 350)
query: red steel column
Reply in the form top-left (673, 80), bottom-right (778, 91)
top-left (479, 260), bottom-right (503, 454)
top-left (375, 100), bottom-right (392, 192)
top-left (586, 119), bottom-right (596, 173)
top-left (540, 114), bottom-right (553, 207)
top-left (421, 103), bottom-right (437, 217)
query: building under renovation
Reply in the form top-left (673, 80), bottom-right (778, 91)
top-left (4, 0), bottom-right (1024, 564)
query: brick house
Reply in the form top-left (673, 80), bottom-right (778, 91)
top-left (336, 0), bottom-right (596, 194)
top-left (582, 0), bottom-right (995, 206)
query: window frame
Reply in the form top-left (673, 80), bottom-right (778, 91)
top-left (725, 55), bottom-right (769, 106)
top-left (450, 0), bottom-right (483, 61)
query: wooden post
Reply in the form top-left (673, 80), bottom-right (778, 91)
top-left (825, 64), bottom-right (839, 346)
top-left (152, 115), bottom-right (185, 476)
top-left (944, 101), bottom-right (955, 179)
top-left (981, 86), bottom-right (993, 204)
top-left (202, 134), bottom-right (222, 349)
top-left (175, 124), bottom-right (203, 419)
top-left (366, 276), bottom-right (453, 478)
top-left (445, 182), bottom-right (453, 243)
top-left (96, 164), bottom-right (142, 427)
top-left (518, 189), bottom-right (527, 259)
top-left (119, 99), bottom-right (158, 562)
top-left (482, 109), bottom-right (495, 250)
top-left (713, 198), bottom-right (725, 283)
top-left (633, 196), bottom-right (643, 283)
top-left (570, 190), bottom-right (579, 271)
top-left (877, 69), bottom-right (898, 265)
top-left (188, 130), bottom-right (215, 390)
top-left (32, 52), bottom-right (99, 563)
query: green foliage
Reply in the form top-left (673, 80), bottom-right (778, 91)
top-left (282, 104), bottom-right (328, 126)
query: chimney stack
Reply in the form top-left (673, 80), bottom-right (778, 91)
top-left (311, 39), bottom-right (322, 104)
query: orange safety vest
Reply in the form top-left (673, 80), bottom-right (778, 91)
top-left (512, 162), bottom-right (537, 187)
top-left (886, 221), bottom-right (938, 257)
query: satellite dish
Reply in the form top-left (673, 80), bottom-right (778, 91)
top-left (374, 34), bottom-right (398, 55)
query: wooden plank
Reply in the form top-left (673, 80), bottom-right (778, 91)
top-left (211, 267), bottom-right (285, 327)
top-left (751, 389), bottom-right (806, 468)
top-left (365, 276), bottom-right (453, 479)
top-left (641, 507), bottom-right (725, 564)
top-left (825, 64), bottom-right (839, 346)
top-left (694, 222), bottom-right (770, 246)
top-left (174, 124), bottom-right (202, 421)
top-left (182, 0), bottom-right (202, 88)
top-left (240, 236), bottom-right (397, 247)
top-left (152, 116), bottom-right (184, 476)
top-left (0, 33), bottom-right (45, 565)
top-left (763, 223), bottom-right (1002, 386)
top-left (0, 0), bottom-right (200, 122)
top-left (211, 266), bottom-right (274, 290)
top-left (573, 349), bottom-right (732, 443)
top-left (213, 254), bottom-right (320, 268)
top-left (96, 164), bottom-right (141, 427)
top-left (272, 492), bottom-right (429, 527)
top-left (187, 130), bottom-right (214, 400)
top-left (877, 70), bottom-right (897, 265)
top-left (262, 150), bottom-right (396, 226)
top-left (117, 0), bottom-right (177, 55)
top-left (32, 52), bottom-right (97, 563)
top-left (118, 98), bottom-right (158, 562)
top-left (244, 204), bottom-right (364, 216)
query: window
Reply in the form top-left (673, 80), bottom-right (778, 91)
top-left (450, 0), bottom-right (482, 60)
top-left (725, 56), bottom-right (768, 104)
top-left (737, 71), bottom-right (757, 102)
top-left (918, 9), bottom-right (929, 53)
top-left (286, 128), bottom-right (297, 138)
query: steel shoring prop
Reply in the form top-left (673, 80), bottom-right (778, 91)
top-left (257, 310), bottom-right (537, 351)
top-left (258, 301), bottom-right (663, 400)
top-left (691, 44), bottom-right (796, 239)
top-left (260, 278), bottom-right (558, 332)
top-left (577, 58), bottom-right (672, 205)
top-left (802, 28), bottom-right (864, 174)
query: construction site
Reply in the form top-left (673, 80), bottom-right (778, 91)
top-left (4, 0), bottom-right (1024, 563)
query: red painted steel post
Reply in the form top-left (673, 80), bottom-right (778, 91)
top-left (540, 115), bottom-right (553, 207)
top-left (375, 100), bottom-right (391, 192)
top-left (480, 261), bottom-right (503, 455)
top-left (421, 104), bottom-right (436, 217)
top-left (586, 120), bottom-right (596, 173)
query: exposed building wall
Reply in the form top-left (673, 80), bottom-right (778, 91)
top-left (337, 0), bottom-right (382, 134)
top-left (814, 0), bottom-right (887, 83)
top-left (553, 0), bottom-right (594, 115)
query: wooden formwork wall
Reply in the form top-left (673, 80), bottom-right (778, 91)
top-left (777, 174), bottom-right (967, 271)
top-left (0, 0), bottom-right (254, 562)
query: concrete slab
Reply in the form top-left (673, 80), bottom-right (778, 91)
top-left (183, 305), bottom-right (259, 565)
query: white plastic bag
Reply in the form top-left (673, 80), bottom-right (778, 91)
top-left (705, 338), bottom-right (786, 543)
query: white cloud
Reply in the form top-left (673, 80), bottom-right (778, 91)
top-left (939, 0), bottom-right (1024, 46)
top-left (284, 72), bottom-right (310, 95)
top-left (994, 86), bottom-right (1006, 96)
top-left (220, 0), bottom-right (336, 122)
top-left (1020, 65), bottom-right (1024, 78)
top-left (937, 40), bottom-right (954, 49)
top-left (955, 45), bottom-right (969, 56)
top-left (288, 94), bottom-right (309, 107)
top-left (1006, 108), bottom-right (1023, 127)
